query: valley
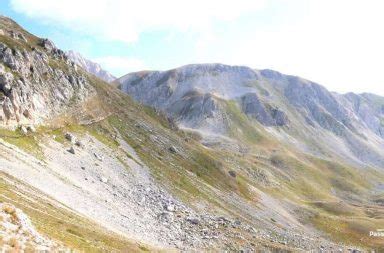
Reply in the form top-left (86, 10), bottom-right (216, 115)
top-left (1, 15), bottom-right (384, 252)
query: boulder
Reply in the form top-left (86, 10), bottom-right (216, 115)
top-left (20, 126), bottom-right (28, 135)
top-left (186, 217), bottom-right (200, 225)
top-left (94, 153), bottom-right (104, 161)
top-left (68, 146), bottom-right (75, 154)
top-left (100, 176), bottom-right (108, 184)
top-left (168, 146), bottom-right (178, 154)
top-left (165, 204), bottom-right (176, 212)
top-left (228, 170), bottom-right (237, 178)
top-left (38, 38), bottom-right (56, 52)
top-left (65, 132), bottom-right (76, 143)
top-left (27, 125), bottom-right (36, 133)
top-left (75, 140), bottom-right (84, 148)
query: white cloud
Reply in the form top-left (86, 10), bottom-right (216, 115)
top-left (10, 0), bottom-right (266, 43)
top-left (192, 0), bottom-right (384, 95)
top-left (94, 56), bottom-right (145, 77)
top-left (10, 0), bottom-right (384, 95)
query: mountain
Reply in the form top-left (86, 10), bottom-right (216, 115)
top-left (118, 64), bottom-right (384, 168)
top-left (67, 50), bottom-right (115, 82)
top-left (0, 23), bottom-right (94, 127)
top-left (1, 16), bottom-right (384, 252)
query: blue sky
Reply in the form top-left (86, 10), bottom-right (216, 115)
top-left (1, 0), bottom-right (384, 95)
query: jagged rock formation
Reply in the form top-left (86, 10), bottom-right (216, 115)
top-left (0, 16), bottom-right (94, 126)
top-left (240, 92), bottom-right (288, 126)
top-left (118, 64), bottom-right (289, 135)
top-left (67, 50), bottom-right (115, 82)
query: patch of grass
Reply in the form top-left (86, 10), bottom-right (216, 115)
top-left (88, 126), bottom-right (119, 150)
top-left (0, 128), bottom-right (44, 160)
top-left (50, 128), bottom-right (66, 144)
top-left (139, 245), bottom-right (150, 251)
top-left (0, 172), bottom-right (154, 252)
top-left (310, 213), bottom-right (384, 250)
top-left (310, 201), bottom-right (362, 216)
top-left (225, 100), bottom-right (264, 144)
top-left (116, 155), bottom-right (130, 170)
top-left (66, 228), bottom-right (84, 238)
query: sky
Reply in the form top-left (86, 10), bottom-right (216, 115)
top-left (1, 0), bottom-right (384, 95)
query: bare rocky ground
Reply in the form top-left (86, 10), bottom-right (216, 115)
top-left (0, 202), bottom-right (68, 252)
top-left (0, 130), bottom-right (363, 252)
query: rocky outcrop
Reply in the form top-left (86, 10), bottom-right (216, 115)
top-left (240, 93), bottom-right (288, 126)
top-left (282, 76), bottom-right (352, 135)
top-left (66, 50), bottom-right (115, 82)
top-left (118, 63), bottom-right (384, 168)
top-left (118, 64), bottom-right (266, 133)
top-left (341, 92), bottom-right (384, 137)
top-left (0, 19), bottom-right (94, 126)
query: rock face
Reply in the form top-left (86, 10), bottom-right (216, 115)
top-left (118, 64), bottom-right (384, 168)
top-left (66, 50), bottom-right (115, 82)
top-left (241, 93), bottom-right (288, 126)
top-left (118, 64), bottom-right (289, 134)
top-left (0, 16), bottom-right (94, 126)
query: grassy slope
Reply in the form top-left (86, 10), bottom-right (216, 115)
top-left (2, 15), bottom-right (384, 250)
top-left (87, 77), bottom-right (384, 249)
top-left (0, 173), bottom-right (153, 252)
top-left (5, 75), bottom-right (384, 249)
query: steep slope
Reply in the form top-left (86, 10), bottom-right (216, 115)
top-left (67, 50), bottom-right (115, 82)
top-left (0, 17), bottom-right (94, 127)
top-left (0, 16), bottom-right (327, 252)
top-left (1, 16), bottom-right (384, 252)
top-left (118, 64), bottom-right (384, 168)
top-left (118, 64), bottom-right (384, 250)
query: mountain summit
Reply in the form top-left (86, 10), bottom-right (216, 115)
top-left (118, 63), bottom-right (384, 168)
top-left (67, 50), bottom-right (115, 82)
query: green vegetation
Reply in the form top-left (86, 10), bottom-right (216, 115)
top-left (0, 172), bottom-right (153, 252)
top-left (225, 100), bottom-right (264, 144)
top-left (0, 128), bottom-right (44, 160)
top-left (311, 213), bottom-right (384, 250)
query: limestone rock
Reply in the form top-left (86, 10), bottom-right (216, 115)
top-left (27, 125), bottom-right (36, 133)
top-left (0, 37), bottom-right (94, 126)
top-left (65, 133), bottom-right (76, 143)
top-left (20, 125), bottom-right (28, 135)
top-left (68, 146), bottom-right (76, 154)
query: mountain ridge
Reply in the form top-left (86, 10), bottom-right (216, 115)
top-left (1, 16), bottom-right (384, 252)
top-left (117, 63), bottom-right (384, 169)
top-left (67, 50), bottom-right (116, 82)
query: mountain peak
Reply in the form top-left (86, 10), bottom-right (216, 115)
top-left (118, 63), bottom-right (384, 168)
top-left (66, 50), bottom-right (115, 82)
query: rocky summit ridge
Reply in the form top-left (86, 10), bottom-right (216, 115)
top-left (66, 50), bottom-right (115, 83)
top-left (118, 63), bottom-right (384, 168)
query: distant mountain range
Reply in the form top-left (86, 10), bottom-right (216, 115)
top-left (66, 50), bottom-right (115, 82)
top-left (118, 64), bottom-right (384, 168)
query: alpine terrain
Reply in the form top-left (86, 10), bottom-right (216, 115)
top-left (67, 50), bottom-right (115, 83)
top-left (1, 15), bottom-right (384, 252)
